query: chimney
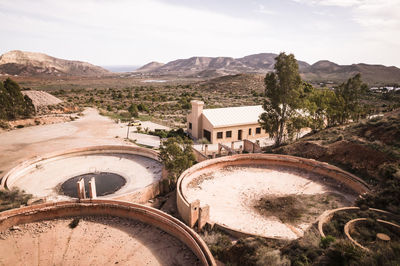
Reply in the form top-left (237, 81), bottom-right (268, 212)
top-left (190, 100), bottom-right (204, 139)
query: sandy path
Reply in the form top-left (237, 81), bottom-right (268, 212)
top-left (0, 216), bottom-right (200, 266)
top-left (0, 108), bottom-right (159, 178)
top-left (183, 165), bottom-right (354, 239)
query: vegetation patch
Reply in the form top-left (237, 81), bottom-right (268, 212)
top-left (0, 78), bottom-right (35, 121)
top-left (255, 193), bottom-right (348, 224)
top-left (351, 219), bottom-right (400, 249)
top-left (0, 188), bottom-right (32, 212)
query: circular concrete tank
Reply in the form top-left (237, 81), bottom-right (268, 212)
top-left (1, 145), bottom-right (165, 203)
top-left (0, 200), bottom-right (215, 265)
top-left (177, 154), bottom-right (369, 240)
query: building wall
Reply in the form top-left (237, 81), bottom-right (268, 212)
top-left (187, 100), bottom-right (203, 139)
top-left (209, 123), bottom-right (269, 144)
top-left (187, 100), bottom-right (269, 144)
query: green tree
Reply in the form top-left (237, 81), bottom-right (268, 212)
top-left (159, 136), bottom-right (196, 182)
top-left (0, 78), bottom-right (35, 120)
top-left (128, 103), bottom-right (139, 117)
top-left (334, 73), bottom-right (367, 124)
top-left (137, 103), bottom-right (149, 112)
top-left (259, 53), bottom-right (305, 146)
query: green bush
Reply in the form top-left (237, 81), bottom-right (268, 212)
top-left (320, 235), bottom-right (336, 249)
top-left (0, 78), bottom-right (35, 120)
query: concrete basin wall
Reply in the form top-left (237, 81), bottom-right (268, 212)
top-left (0, 200), bottom-right (216, 266)
top-left (1, 145), bottom-right (166, 203)
top-left (317, 206), bottom-right (397, 238)
top-left (177, 153), bottom-right (370, 228)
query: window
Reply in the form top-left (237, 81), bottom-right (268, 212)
top-left (248, 128), bottom-right (252, 135)
top-left (217, 132), bottom-right (223, 139)
top-left (189, 122), bottom-right (192, 130)
top-left (256, 127), bottom-right (261, 134)
top-left (203, 130), bottom-right (211, 142)
top-left (226, 131), bottom-right (232, 138)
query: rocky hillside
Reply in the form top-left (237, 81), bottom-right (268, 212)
top-left (301, 60), bottom-right (400, 85)
top-left (0, 50), bottom-right (110, 76)
top-left (273, 108), bottom-right (400, 214)
top-left (274, 109), bottom-right (400, 186)
top-left (136, 53), bottom-right (400, 85)
top-left (136, 61), bottom-right (165, 72)
top-left (136, 53), bottom-right (309, 77)
top-left (194, 73), bottom-right (265, 93)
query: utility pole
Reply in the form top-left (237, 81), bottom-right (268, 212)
top-left (126, 122), bottom-right (130, 139)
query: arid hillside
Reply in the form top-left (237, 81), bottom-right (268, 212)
top-left (136, 53), bottom-right (400, 85)
top-left (274, 109), bottom-right (400, 213)
top-left (0, 50), bottom-right (110, 76)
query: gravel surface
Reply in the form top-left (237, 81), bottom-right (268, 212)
top-left (0, 216), bottom-right (200, 266)
top-left (183, 165), bottom-right (355, 239)
top-left (22, 90), bottom-right (62, 107)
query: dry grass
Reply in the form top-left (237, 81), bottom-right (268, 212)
top-left (255, 193), bottom-right (347, 224)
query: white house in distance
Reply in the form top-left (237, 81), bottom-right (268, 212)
top-left (187, 100), bottom-right (269, 144)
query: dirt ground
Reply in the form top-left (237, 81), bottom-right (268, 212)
top-left (183, 165), bottom-right (355, 240)
top-left (0, 108), bottom-right (161, 180)
top-left (21, 90), bottom-right (62, 107)
top-left (0, 216), bottom-right (200, 266)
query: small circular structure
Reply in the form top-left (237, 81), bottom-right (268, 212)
top-left (177, 154), bottom-right (369, 240)
top-left (376, 233), bottom-right (391, 241)
top-left (60, 172), bottom-right (126, 198)
top-left (344, 218), bottom-right (400, 252)
top-left (0, 200), bottom-right (215, 265)
top-left (1, 145), bottom-right (165, 203)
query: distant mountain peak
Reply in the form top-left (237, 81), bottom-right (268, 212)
top-left (135, 53), bottom-right (309, 76)
top-left (136, 61), bottom-right (165, 72)
top-left (0, 50), bottom-right (110, 76)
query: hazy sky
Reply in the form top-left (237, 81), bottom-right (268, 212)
top-left (0, 0), bottom-right (399, 67)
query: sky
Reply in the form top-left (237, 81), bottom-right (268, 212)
top-left (0, 0), bottom-right (399, 67)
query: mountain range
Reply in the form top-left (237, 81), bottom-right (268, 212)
top-left (0, 50), bottom-right (399, 85)
top-left (0, 50), bottom-right (109, 76)
top-left (136, 53), bottom-right (400, 84)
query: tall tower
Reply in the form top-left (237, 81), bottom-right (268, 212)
top-left (190, 100), bottom-right (204, 140)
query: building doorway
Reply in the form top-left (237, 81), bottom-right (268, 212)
top-left (203, 130), bottom-right (211, 142)
top-left (238, 130), bottom-right (242, 140)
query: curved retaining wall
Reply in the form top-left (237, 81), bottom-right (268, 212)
top-left (1, 145), bottom-right (167, 203)
top-left (318, 206), bottom-right (397, 238)
top-left (344, 218), bottom-right (400, 251)
top-left (0, 200), bottom-right (216, 266)
top-left (177, 153), bottom-right (370, 229)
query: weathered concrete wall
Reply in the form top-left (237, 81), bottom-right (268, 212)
top-left (177, 153), bottom-right (370, 230)
top-left (198, 205), bottom-right (210, 230)
top-left (317, 207), bottom-right (396, 238)
top-left (344, 218), bottom-right (400, 252)
top-left (0, 200), bottom-right (216, 266)
top-left (243, 139), bottom-right (262, 153)
top-left (1, 145), bottom-right (166, 204)
top-left (192, 148), bottom-right (209, 163)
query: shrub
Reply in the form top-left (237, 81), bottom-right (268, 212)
top-left (320, 235), bottom-right (336, 249)
top-left (0, 188), bottom-right (32, 211)
top-left (69, 218), bottom-right (80, 229)
top-left (322, 240), bottom-right (364, 265)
